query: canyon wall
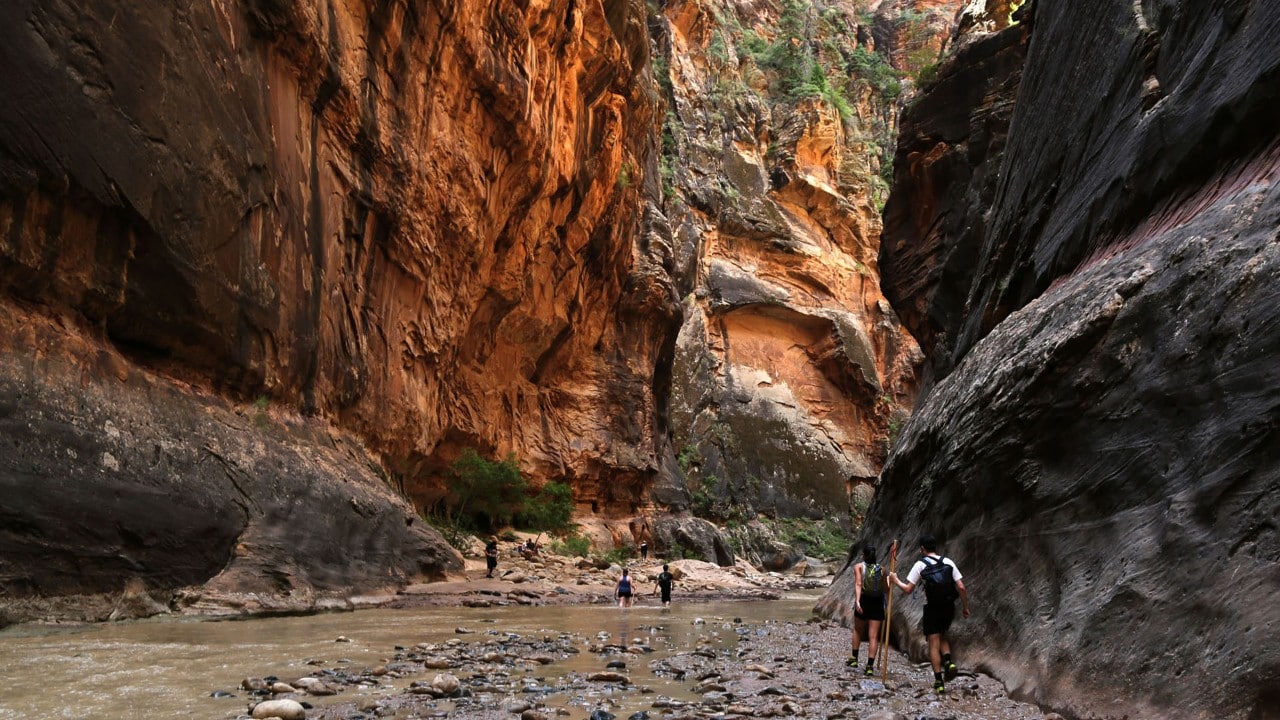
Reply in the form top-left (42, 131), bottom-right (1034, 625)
top-left (655, 0), bottom-right (957, 524)
top-left (0, 0), bottom-right (672, 617)
top-left (820, 1), bottom-right (1280, 719)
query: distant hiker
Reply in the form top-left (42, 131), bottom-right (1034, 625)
top-left (653, 564), bottom-right (675, 607)
top-left (615, 568), bottom-right (634, 608)
top-left (639, 541), bottom-right (649, 560)
top-left (889, 533), bottom-right (970, 694)
top-left (484, 537), bottom-right (499, 578)
top-left (847, 543), bottom-right (887, 676)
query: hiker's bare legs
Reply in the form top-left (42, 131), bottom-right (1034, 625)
top-left (927, 633), bottom-right (943, 673)
top-left (940, 637), bottom-right (952, 662)
top-left (867, 619), bottom-right (881, 665)
top-left (851, 615), bottom-right (867, 657)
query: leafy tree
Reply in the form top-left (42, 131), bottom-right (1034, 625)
top-left (444, 449), bottom-right (527, 531)
top-left (517, 481), bottom-right (574, 531)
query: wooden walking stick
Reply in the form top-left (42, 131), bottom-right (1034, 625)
top-left (880, 539), bottom-right (899, 681)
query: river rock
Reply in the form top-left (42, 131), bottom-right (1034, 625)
top-left (431, 673), bottom-right (460, 695)
top-left (424, 657), bottom-right (453, 669)
top-left (520, 711), bottom-right (550, 720)
top-left (587, 671), bottom-right (627, 682)
top-left (241, 678), bottom-right (269, 692)
top-left (251, 699), bottom-right (306, 720)
top-left (269, 682), bottom-right (296, 694)
top-left (589, 710), bottom-right (616, 720)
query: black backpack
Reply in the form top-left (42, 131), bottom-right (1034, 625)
top-left (920, 556), bottom-right (959, 604)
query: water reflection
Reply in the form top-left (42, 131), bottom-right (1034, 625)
top-left (0, 595), bottom-right (820, 719)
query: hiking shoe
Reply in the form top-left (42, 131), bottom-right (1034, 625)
top-left (945, 660), bottom-right (958, 677)
top-left (845, 656), bottom-right (858, 668)
top-left (864, 665), bottom-right (874, 676)
top-left (934, 680), bottom-right (946, 694)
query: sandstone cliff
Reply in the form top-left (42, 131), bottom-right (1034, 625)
top-left (0, 0), bottom-right (671, 617)
top-left (654, 0), bottom-right (956, 523)
top-left (820, 2), bottom-right (1280, 718)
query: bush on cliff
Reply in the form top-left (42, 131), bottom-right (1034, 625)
top-left (442, 449), bottom-right (527, 532)
top-left (437, 451), bottom-right (575, 535)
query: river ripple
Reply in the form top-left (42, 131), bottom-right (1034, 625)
top-left (0, 593), bottom-right (822, 719)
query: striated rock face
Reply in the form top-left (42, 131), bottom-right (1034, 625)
top-left (0, 0), bottom-right (670, 609)
top-left (0, 305), bottom-right (462, 623)
top-left (823, 2), bottom-right (1280, 719)
top-left (654, 0), bottom-right (940, 522)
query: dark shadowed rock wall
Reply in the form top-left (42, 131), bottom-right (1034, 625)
top-left (819, 2), bottom-right (1280, 719)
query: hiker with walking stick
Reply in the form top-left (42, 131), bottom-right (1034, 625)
top-left (889, 533), bottom-right (970, 694)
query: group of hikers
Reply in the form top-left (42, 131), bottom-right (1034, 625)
top-left (848, 533), bottom-right (971, 694)
top-left (485, 531), bottom-right (969, 693)
top-left (483, 536), bottom-right (675, 608)
top-left (612, 564), bottom-right (675, 608)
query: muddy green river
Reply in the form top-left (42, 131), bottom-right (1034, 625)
top-left (0, 593), bottom-right (822, 719)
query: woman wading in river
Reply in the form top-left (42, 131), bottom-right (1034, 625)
top-left (615, 568), bottom-right (634, 608)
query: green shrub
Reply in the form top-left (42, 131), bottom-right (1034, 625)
top-left (441, 449), bottom-right (527, 532)
top-left (517, 481), bottom-right (574, 532)
top-left (550, 532), bottom-right (592, 557)
top-left (602, 545), bottom-right (635, 565)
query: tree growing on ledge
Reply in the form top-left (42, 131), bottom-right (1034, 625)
top-left (439, 450), bottom-right (575, 533)
top-left (443, 449), bottom-right (527, 532)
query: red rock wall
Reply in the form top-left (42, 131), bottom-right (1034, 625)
top-left (0, 0), bottom-right (675, 514)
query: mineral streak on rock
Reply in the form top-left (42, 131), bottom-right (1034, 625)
top-left (822, 1), bottom-right (1280, 718)
top-left (0, 0), bottom-right (670, 611)
top-left (654, 0), bottom-right (957, 520)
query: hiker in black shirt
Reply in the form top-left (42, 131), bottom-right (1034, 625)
top-left (653, 564), bottom-right (675, 606)
top-left (484, 537), bottom-right (499, 578)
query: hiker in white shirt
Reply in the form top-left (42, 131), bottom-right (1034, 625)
top-left (890, 533), bottom-right (971, 694)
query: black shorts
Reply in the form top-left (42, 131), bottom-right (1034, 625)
top-left (660, 589), bottom-right (671, 602)
top-left (618, 592), bottom-right (632, 598)
top-left (922, 602), bottom-right (955, 635)
top-left (486, 557), bottom-right (497, 570)
top-left (856, 596), bottom-right (886, 622)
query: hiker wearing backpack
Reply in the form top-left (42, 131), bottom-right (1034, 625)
top-left (846, 544), bottom-right (887, 675)
top-left (889, 533), bottom-right (970, 695)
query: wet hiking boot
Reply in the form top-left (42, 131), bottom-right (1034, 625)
top-left (845, 656), bottom-right (858, 668)
top-left (945, 660), bottom-right (958, 678)
top-left (934, 679), bottom-right (946, 694)
top-left (864, 663), bottom-right (875, 676)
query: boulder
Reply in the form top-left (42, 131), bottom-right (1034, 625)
top-left (251, 699), bottom-right (306, 720)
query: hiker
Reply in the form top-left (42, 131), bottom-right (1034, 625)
top-left (615, 568), bottom-right (634, 608)
top-left (639, 540), bottom-right (649, 560)
top-left (889, 533), bottom-right (971, 694)
top-left (847, 543), bottom-right (887, 676)
top-left (653, 564), bottom-right (675, 607)
top-left (484, 537), bottom-right (499, 578)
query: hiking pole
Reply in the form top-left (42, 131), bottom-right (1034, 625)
top-left (881, 538), bottom-right (898, 681)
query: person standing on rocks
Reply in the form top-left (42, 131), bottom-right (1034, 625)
top-left (847, 543), bottom-right (887, 675)
top-left (639, 540), bottom-right (649, 560)
top-left (653, 564), bottom-right (675, 607)
top-left (889, 533), bottom-right (970, 694)
top-left (484, 537), bottom-right (499, 579)
top-left (615, 568), bottom-right (634, 608)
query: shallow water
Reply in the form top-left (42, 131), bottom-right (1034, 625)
top-left (0, 593), bottom-right (823, 719)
